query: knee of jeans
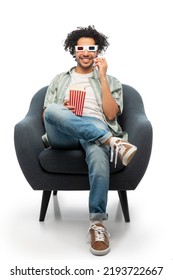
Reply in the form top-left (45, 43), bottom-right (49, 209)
top-left (44, 103), bottom-right (63, 122)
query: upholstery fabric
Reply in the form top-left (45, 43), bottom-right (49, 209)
top-left (39, 147), bottom-right (124, 174)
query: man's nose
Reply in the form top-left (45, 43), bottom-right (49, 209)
top-left (83, 49), bottom-right (89, 55)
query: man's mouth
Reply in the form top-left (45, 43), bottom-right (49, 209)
top-left (80, 56), bottom-right (91, 63)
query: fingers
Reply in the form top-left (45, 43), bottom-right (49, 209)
top-left (94, 58), bottom-right (108, 74)
top-left (63, 100), bottom-right (76, 113)
top-left (94, 57), bottom-right (107, 67)
top-left (64, 99), bottom-right (71, 106)
top-left (94, 58), bottom-right (108, 79)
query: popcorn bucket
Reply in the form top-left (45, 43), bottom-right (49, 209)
top-left (69, 89), bottom-right (86, 116)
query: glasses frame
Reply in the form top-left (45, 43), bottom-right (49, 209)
top-left (75, 45), bottom-right (98, 52)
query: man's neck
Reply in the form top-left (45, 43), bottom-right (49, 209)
top-left (75, 66), bottom-right (94, 74)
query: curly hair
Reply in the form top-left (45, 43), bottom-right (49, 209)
top-left (64, 25), bottom-right (109, 56)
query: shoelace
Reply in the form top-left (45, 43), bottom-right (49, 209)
top-left (110, 139), bottom-right (127, 168)
top-left (88, 224), bottom-right (110, 242)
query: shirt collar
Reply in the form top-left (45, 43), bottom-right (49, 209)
top-left (63, 67), bottom-right (99, 79)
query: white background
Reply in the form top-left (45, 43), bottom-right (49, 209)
top-left (0, 0), bottom-right (172, 278)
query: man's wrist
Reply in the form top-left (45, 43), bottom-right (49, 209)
top-left (100, 76), bottom-right (108, 84)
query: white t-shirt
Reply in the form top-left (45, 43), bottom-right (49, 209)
top-left (64, 70), bottom-right (105, 123)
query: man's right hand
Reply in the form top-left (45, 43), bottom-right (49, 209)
top-left (63, 100), bottom-right (76, 113)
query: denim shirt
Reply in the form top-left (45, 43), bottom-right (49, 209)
top-left (42, 67), bottom-right (127, 146)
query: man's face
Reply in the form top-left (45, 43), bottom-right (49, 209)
top-left (75, 37), bottom-right (98, 73)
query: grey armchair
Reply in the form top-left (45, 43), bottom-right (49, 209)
top-left (14, 84), bottom-right (152, 223)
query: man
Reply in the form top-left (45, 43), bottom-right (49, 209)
top-left (42, 25), bottom-right (137, 256)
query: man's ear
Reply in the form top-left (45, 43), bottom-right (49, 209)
top-left (73, 54), bottom-right (77, 61)
top-left (95, 50), bottom-right (100, 58)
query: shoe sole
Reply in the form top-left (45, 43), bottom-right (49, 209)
top-left (90, 246), bottom-right (110, 256)
top-left (122, 146), bottom-right (137, 166)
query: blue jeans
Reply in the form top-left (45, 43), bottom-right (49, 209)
top-left (44, 103), bottom-right (113, 220)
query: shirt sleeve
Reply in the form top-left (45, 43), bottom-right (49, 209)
top-left (43, 79), bottom-right (58, 108)
top-left (108, 76), bottom-right (123, 115)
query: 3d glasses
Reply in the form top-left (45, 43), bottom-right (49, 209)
top-left (75, 45), bottom-right (98, 52)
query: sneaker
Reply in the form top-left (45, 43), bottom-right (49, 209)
top-left (110, 137), bottom-right (137, 167)
top-left (88, 223), bottom-right (110, 256)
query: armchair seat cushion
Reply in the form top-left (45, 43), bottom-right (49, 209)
top-left (39, 147), bottom-right (124, 174)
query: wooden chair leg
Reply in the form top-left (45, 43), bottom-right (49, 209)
top-left (118, 190), bottom-right (130, 222)
top-left (39, 190), bottom-right (52, 221)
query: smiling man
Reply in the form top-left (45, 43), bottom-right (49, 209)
top-left (42, 26), bottom-right (137, 256)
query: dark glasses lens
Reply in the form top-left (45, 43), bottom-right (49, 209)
top-left (88, 46), bottom-right (95, 51)
top-left (77, 46), bottom-right (84, 51)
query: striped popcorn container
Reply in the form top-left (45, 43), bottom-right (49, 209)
top-left (69, 88), bottom-right (86, 116)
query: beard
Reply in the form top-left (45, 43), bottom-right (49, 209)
top-left (77, 55), bottom-right (94, 69)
